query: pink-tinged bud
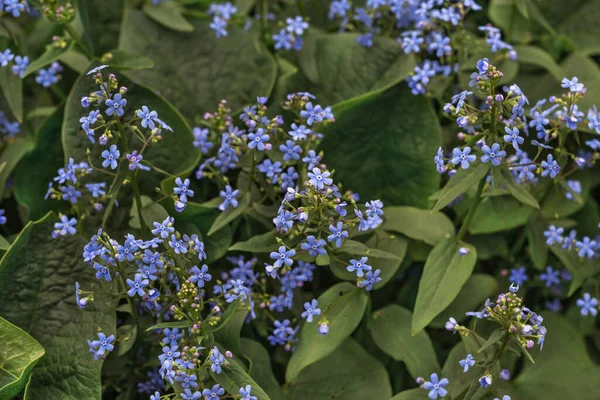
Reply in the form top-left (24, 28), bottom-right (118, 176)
top-left (225, 351), bottom-right (233, 358)
top-left (500, 269), bottom-right (508, 277)
top-left (203, 112), bottom-right (211, 120)
top-left (457, 132), bottom-right (466, 140)
top-left (214, 306), bottom-right (221, 313)
top-left (526, 340), bottom-right (534, 348)
top-left (265, 143), bottom-right (272, 151)
top-left (486, 96), bottom-right (493, 105)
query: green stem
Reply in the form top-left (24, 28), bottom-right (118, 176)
top-left (246, 150), bottom-right (256, 193)
top-left (64, 23), bottom-right (94, 60)
top-left (457, 177), bottom-right (486, 241)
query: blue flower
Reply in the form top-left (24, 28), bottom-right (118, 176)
top-left (301, 299), bottom-right (321, 322)
top-left (180, 389), bottom-right (201, 400)
top-left (561, 77), bottom-right (585, 93)
top-left (126, 151), bottom-right (150, 171)
top-left (356, 33), bottom-right (373, 47)
top-left (327, 222), bottom-right (348, 248)
top-left (565, 180), bottom-right (582, 200)
top-left (543, 225), bottom-right (564, 246)
top-left (481, 143), bottom-right (506, 166)
top-left (11, 55), bottom-right (28, 78)
top-left (174, 177), bottom-right (194, 203)
top-left (494, 396), bottom-right (511, 400)
top-left (451, 90), bottom-right (472, 114)
top-left (202, 384), bottom-right (225, 400)
top-left (61, 185), bottom-right (81, 204)
top-left (575, 236), bottom-right (596, 259)
top-left (451, 146), bottom-right (476, 169)
top-left (210, 17), bottom-right (228, 38)
top-left (218, 185), bottom-right (239, 211)
top-left (434, 147), bottom-right (446, 173)
top-left (274, 209), bottom-right (295, 233)
top-left (210, 347), bottom-right (225, 374)
top-left (346, 257), bottom-right (372, 278)
top-left (86, 65), bottom-right (109, 75)
top-left (286, 16), bottom-right (309, 35)
top-left (540, 154), bottom-right (560, 178)
top-left (576, 293), bottom-right (598, 317)
top-left (302, 150), bottom-right (322, 170)
top-left (86, 182), bottom-right (106, 198)
top-left (175, 371), bottom-right (198, 389)
top-left (445, 317), bottom-right (458, 332)
top-left (168, 234), bottom-right (187, 254)
top-left (300, 235), bottom-right (327, 257)
top-left (281, 167), bottom-right (298, 190)
top-left (399, 30), bottom-right (423, 54)
top-left (105, 93), bottom-right (127, 117)
top-left (192, 127), bottom-right (213, 153)
top-left (476, 58), bottom-right (489, 74)
top-left (162, 327), bottom-right (182, 347)
top-left (54, 215), bottom-right (77, 236)
top-left (428, 32), bottom-right (451, 58)
top-left (239, 385), bottom-right (257, 400)
top-left (151, 216), bottom-right (174, 238)
top-left (126, 273), bottom-right (149, 297)
top-left (0, 209), bottom-right (6, 225)
top-left (509, 266), bottom-right (528, 285)
top-left (0, 49), bottom-right (13, 67)
top-left (101, 144), bottom-right (120, 170)
top-left (150, 391), bottom-right (161, 400)
top-left (459, 354), bottom-right (475, 373)
top-left (329, 0), bottom-right (351, 19)
top-left (307, 167), bottom-right (333, 190)
top-left (247, 128), bottom-right (270, 151)
top-left (280, 139), bottom-right (302, 161)
top-left (479, 374), bottom-right (492, 387)
top-left (270, 245), bottom-right (296, 269)
top-left (423, 373), bottom-right (449, 399)
top-left (35, 67), bottom-right (59, 87)
top-left (273, 29), bottom-right (293, 51)
top-left (75, 282), bottom-right (88, 308)
top-left (258, 159), bottom-right (283, 179)
top-left (503, 126), bottom-right (524, 150)
top-left (136, 105), bottom-right (159, 129)
top-left (93, 263), bottom-right (111, 281)
top-left (300, 102), bottom-right (324, 126)
top-left (539, 266), bottom-right (560, 288)
top-left (4, 0), bottom-right (26, 17)
top-left (90, 332), bottom-right (115, 359)
top-left (189, 264), bottom-right (212, 288)
top-left (288, 123), bottom-right (311, 141)
top-left (360, 269), bottom-right (382, 291)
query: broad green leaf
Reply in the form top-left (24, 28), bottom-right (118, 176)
top-left (513, 45), bottom-right (563, 81)
top-left (382, 206), bottom-right (455, 245)
top-left (390, 389), bottom-right (429, 399)
top-left (321, 84), bottom-right (442, 208)
top-left (500, 314), bottom-right (600, 399)
top-left (469, 195), bottom-right (536, 234)
top-left (0, 213), bottom-right (115, 399)
top-left (229, 230), bottom-right (278, 253)
top-left (13, 107), bottom-right (67, 220)
top-left (555, 0), bottom-right (600, 54)
top-left (526, 213), bottom-right (549, 270)
top-left (294, 32), bottom-right (416, 105)
top-left (78, 0), bottom-right (123, 56)
top-left (204, 297), bottom-right (244, 333)
top-left (240, 339), bottom-right (284, 400)
top-left (213, 306), bottom-right (248, 359)
top-left (488, 0), bottom-right (532, 43)
top-left (478, 328), bottom-right (507, 354)
top-left (0, 137), bottom-right (35, 200)
top-left (0, 65), bottom-right (23, 122)
top-left (285, 338), bottom-right (392, 399)
top-left (119, 10), bottom-right (277, 119)
top-left (549, 246), bottom-right (600, 295)
top-left (129, 195), bottom-right (169, 230)
top-left (0, 234), bottom-right (10, 251)
top-left (500, 168), bottom-right (540, 209)
top-left (208, 195), bottom-right (250, 236)
top-left (62, 63), bottom-right (200, 195)
top-left (285, 282), bottom-right (368, 382)
top-left (58, 50), bottom-right (89, 74)
top-left (115, 325), bottom-right (136, 356)
top-left (433, 163), bottom-right (490, 212)
top-left (146, 320), bottom-right (193, 332)
top-left (369, 305), bottom-right (440, 379)
top-left (412, 237), bottom-right (477, 334)
top-left (142, 1), bottom-right (194, 32)
top-left (468, 234), bottom-right (508, 260)
top-left (0, 316), bottom-right (45, 399)
top-left (210, 347), bottom-right (271, 400)
top-left (23, 42), bottom-right (74, 78)
top-left (104, 49), bottom-right (154, 71)
top-left (430, 274), bottom-right (498, 328)
top-left (542, 169), bottom-right (592, 218)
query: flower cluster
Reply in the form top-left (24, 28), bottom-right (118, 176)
top-left (0, 0), bottom-right (29, 17)
top-left (208, 2), bottom-right (237, 38)
top-left (35, 61), bottom-right (63, 88)
top-left (0, 111), bottom-right (20, 139)
top-left (0, 48), bottom-right (29, 79)
top-left (272, 15), bottom-right (309, 51)
top-left (544, 224), bottom-right (598, 260)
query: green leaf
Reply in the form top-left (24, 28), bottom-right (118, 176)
top-left (0, 137), bottom-right (35, 200)
top-left (0, 64), bottom-right (23, 123)
top-left (146, 320), bottom-right (193, 332)
top-left (320, 84), bottom-right (442, 208)
top-left (554, 0), bottom-right (600, 54)
top-left (115, 325), bottom-right (137, 356)
top-left (0, 234), bottom-right (10, 251)
top-left (433, 163), bottom-right (490, 212)
top-left (285, 338), bottom-right (392, 399)
top-left (13, 107), bottom-right (67, 220)
top-left (478, 328), bottom-right (507, 354)
top-left (430, 273), bottom-right (499, 328)
top-left (390, 389), bottom-right (430, 400)
top-left (210, 348), bottom-right (271, 400)
top-left (500, 168), bottom-right (540, 209)
top-left (208, 195), bottom-right (250, 236)
top-left (382, 206), bottom-right (455, 245)
top-left (412, 237), bottom-right (477, 335)
top-left (62, 63), bottom-right (200, 194)
top-left (240, 339), bottom-right (284, 400)
top-left (500, 314), bottom-right (600, 399)
top-left (205, 297), bottom-right (244, 333)
top-left (23, 42), bottom-right (74, 78)
top-left (213, 306), bottom-right (248, 358)
top-left (468, 234), bottom-right (508, 260)
top-left (0, 213), bottom-right (115, 399)
top-left (78, 0), bottom-right (123, 56)
top-left (549, 246), bottom-right (600, 295)
top-left (229, 230), bottom-right (278, 253)
top-left (58, 50), bottom-right (89, 74)
top-left (513, 45), bottom-right (563, 81)
top-left (469, 195), bottom-right (536, 234)
top-left (526, 213), bottom-right (549, 270)
top-left (105, 49), bottom-right (154, 70)
top-left (442, 342), bottom-right (480, 398)
top-left (0, 316), bottom-right (45, 399)
top-left (542, 170), bottom-right (592, 218)
top-left (369, 305), bottom-right (440, 379)
top-left (142, 1), bottom-right (194, 32)
top-left (119, 10), bottom-right (277, 120)
top-left (285, 282), bottom-right (368, 382)
top-left (130, 195), bottom-right (169, 230)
